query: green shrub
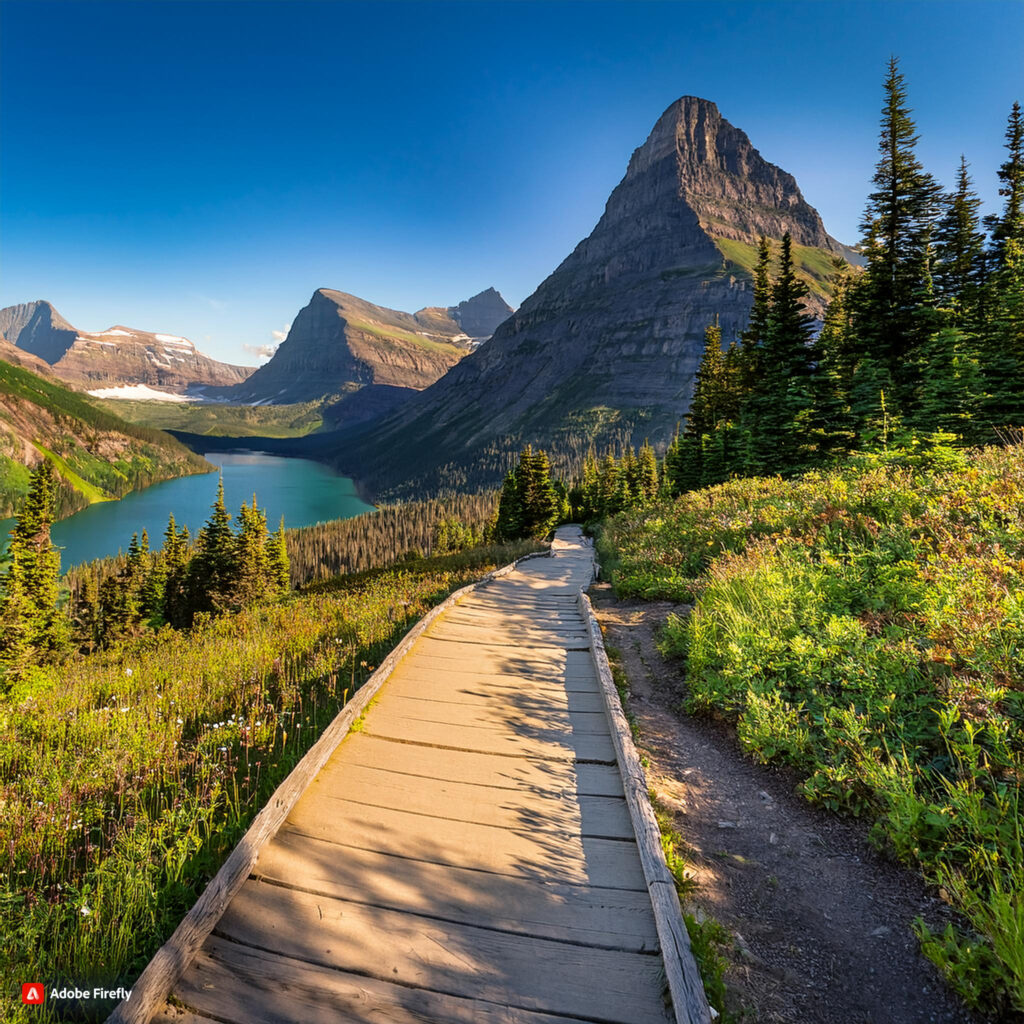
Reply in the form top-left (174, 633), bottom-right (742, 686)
top-left (605, 443), bottom-right (1024, 1010)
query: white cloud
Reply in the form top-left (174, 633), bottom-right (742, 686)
top-left (241, 324), bottom-right (290, 363)
top-left (242, 343), bottom-right (277, 359)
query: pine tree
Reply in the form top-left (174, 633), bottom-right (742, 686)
top-left (597, 451), bottom-right (621, 515)
top-left (674, 322), bottom-right (727, 490)
top-left (575, 447), bottom-right (602, 520)
top-left (635, 441), bottom-right (660, 500)
top-left (161, 514), bottom-right (191, 628)
top-left (235, 497), bottom-right (271, 605)
top-left (187, 477), bottom-right (237, 615)
top-left (854, 57), bottom-right (944, 408)
top-left (980, 102), bottom-right (1024, 433)
top-left (493, 470), bottom-right (521, 541)
top-left (552, 479), bottom-right (572, 524)
top-left (934, 156), bottom-right (986, 327)
top-left (662, 427), bottom-right (684, 497)
top-left (766, 234), bottom-right (816, 379)
top-left (97, 572), bottom-right (132, 643)
top-left (72, 570), bottom-right (101, 653)
top-left (0, 545), bottom-right (29, 679)
top-left (516, 446), bottom-right (560, 537)
top-left (849, 358), bottom-right (899, 449)
top-left (913, 328), bottom-right (982, 439)
top-left (743, 234), bottom-right (817, 474)
top-left (738, 237), bottom-right (773, 389)
top-left (0, 460), bottom-right (66, 675)
top-left (986, 102), bottom-right (1024, 266)
top-left (808, 264), bottom-right (859, 463)
top-left (266, 517), bottom-right (291, 594)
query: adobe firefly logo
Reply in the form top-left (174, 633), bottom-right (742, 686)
top-left (21, 983), bottom-right (45, 1004)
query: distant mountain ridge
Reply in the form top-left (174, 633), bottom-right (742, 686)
top-left (227, 287), bottom-right (513, 416)
top-left (333, 96), bottom-right (856, 498)
top-left (0, 300), bottom-right (253, 392)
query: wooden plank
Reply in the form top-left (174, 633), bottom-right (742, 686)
top-left (281, 801), bottom-right (648, 889)
top-left (212, 880), bottom-right (672, 1024)
top-left (383, 678), bottom-right (607, 712)
top-left (432, 618), bottom-right (591, 637)
top-left (305, 761), bottom-right (632, 837)
top-left (443, 606), bottom-right (586, 623)
top-left (437, 614), bottom-right (590, 632)
top-left (106, 553), bottom-right (541, 1024)
top-left (392, 658), bottom-right (600, 689)
top-left (410, 637), bottom-right (595, 670)
top-left (254, 831), bottom-right (660, 950)
top-left (353, 693), bottom-right (612, 736)
top-left (579, 591), bottom-right (712, 1024)
top-left (173, 937), bottom-right (607, 1024)
top-left (336, 732), bottom-right (624, 796)
top-left (426, 627), bottom-right (591, 649)
top-left (459, 598), bottom-right (581, 611)
top-left (362, 710), bottom-right (617, 761)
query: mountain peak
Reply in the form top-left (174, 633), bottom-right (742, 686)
top-left (0, 300), bottom-right (78, 363)
top-left (448, 288), bottom-right (513, 339)
top-left (624, 95), bottom-right (833, 249)
top-left (341, 96), bottom-right (853, 498)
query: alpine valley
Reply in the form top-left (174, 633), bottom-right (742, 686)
top-left (0, 97), bottom-right (858, 504)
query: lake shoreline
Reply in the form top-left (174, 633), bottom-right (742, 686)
top-left (168, 428), bottom-right (380, 509)
top-left (21, 452), bottom-right (375, 571)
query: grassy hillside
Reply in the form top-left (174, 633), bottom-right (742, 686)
top-left (0, 542), bottom-right (538, 1023)
top-left (92, 397), bottom-right (326, 438)
top-left (713, 235), bottom-right (844, 302)
top-left (348, 317), bottom-right (465, 354)
top-left (0, 360), bottom-right (211, 518)
top-left (601, 442), bottom-right (1024, 1015)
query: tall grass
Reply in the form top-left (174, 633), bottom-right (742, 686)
top-left (603, 442), bottom-right (1024, 1015)
top-left (0, 544), bottom-right (533, 1022)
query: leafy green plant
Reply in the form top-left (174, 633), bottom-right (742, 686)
top-left (605, 442), bottom-right (1024, 1009)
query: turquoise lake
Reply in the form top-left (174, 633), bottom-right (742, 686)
top-left (3, 452), bottom-right (374, 570)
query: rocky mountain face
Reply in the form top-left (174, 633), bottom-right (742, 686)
top-left (0, 301), bottom-right (79, 364)
top-left (0, 300), bottom-right (253, 392)
top-left (448, 288), bottom-right (513, 341)
top-left (337, 96), bottom-right (853, 498)
top-left (229, 287), bottom-right (511, 411)
top-left (0, 335), bottom-right (54, 376)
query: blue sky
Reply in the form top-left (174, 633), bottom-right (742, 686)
top-left (2, 0), bottom-right (1021, 365)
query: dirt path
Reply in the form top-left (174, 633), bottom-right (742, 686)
top-left (590, 585), bottom-right (984, 1024)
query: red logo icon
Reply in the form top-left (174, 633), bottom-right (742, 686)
top-left (21, 984), bottom-right (45, 1004)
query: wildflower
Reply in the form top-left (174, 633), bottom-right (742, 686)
top-left (81, 905), bottom-right (91, 916)
top-left (120, 707), bottom-right (129, 713)
top-left (125, 668), bottom-right (133, 678)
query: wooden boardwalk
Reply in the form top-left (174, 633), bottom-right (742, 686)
top-left (113, 528), bottom-right (709, 1024)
